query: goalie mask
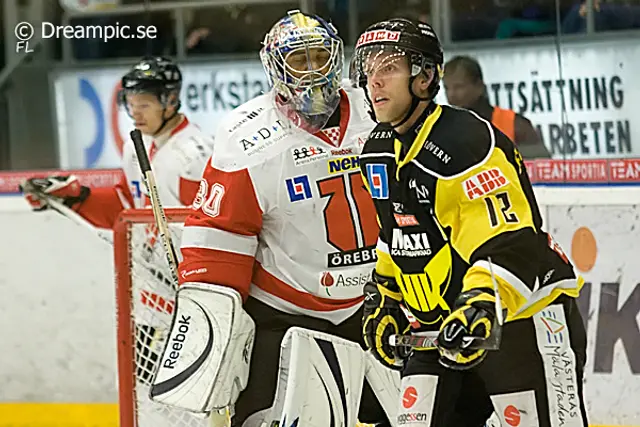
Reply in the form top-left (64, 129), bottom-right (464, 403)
top-left (350, 19), bottom-right (444, 128)
top-left (119, 56), bottom-right (183, 135)
top-left (260, 9), bottom-right (344, 133)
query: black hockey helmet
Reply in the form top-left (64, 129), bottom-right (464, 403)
top-left (350, 18), bottom-right (444, 127)
top-left (120, 56), bottom-right (182, 105)
top-left (119, 56), bottom-right (183, 134)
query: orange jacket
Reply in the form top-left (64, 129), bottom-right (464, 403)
top-left (491, 106), bottom-right (516, 142)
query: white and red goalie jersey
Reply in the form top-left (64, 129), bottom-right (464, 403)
top-left (77, 117), bottom-right (214, 229)
top-left (179, 87), bottom-right (379, 324)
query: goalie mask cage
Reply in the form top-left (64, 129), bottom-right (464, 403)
top-left (114, 208), bottom-right (212, 427)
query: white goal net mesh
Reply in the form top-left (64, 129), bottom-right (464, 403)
top-left (114, 208), bottom-right (214, 427)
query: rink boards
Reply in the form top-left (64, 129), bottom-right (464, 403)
top-left (0, 185), bottom-right (638, 427)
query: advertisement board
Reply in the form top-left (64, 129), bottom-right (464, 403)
top-left (547, 205), bottom-right (640, 426)
top-left (51, 37), bottom-right (640, 169)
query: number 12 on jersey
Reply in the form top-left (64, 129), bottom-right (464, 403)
top-left (483, 191), bottom-right (519, 228)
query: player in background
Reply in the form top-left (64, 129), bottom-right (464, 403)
top-left (351, 18), bottom-right (588, 427)
top-left (173, 10), bottom-right (392, 427)
top-left (21, 56), bottom-right (213, 223)
top-left (20, 56), bottom-right (214, 382)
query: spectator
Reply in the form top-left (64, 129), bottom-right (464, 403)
top-left (184, 5), bottom-right (286, 55)
top-left (185, 27), bottom-right (212, 53)
top-left (184, 7), bottom-right (235, 54)
top-left (494, 1), bottom-right (557, 38)
top-left (443, 55), bottom-right (551, 159)
top-left (562, 0), bottom-right (640, 33)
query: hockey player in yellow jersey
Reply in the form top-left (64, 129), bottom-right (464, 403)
top-left (351, 18), bottom-right (589, 427)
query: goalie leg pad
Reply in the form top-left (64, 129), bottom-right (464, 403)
top-left (150, 282), bottom-right (255, 413)
top-left (268, 327), bottom-right (366, 427)
top-left (364, 351), bottom-right (402, 426)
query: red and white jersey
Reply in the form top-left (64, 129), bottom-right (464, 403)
top-left (77, 116), bottom-right (214, 229)
top-left (179, 87), bottom-right (379, 324)
top-left (121, 117), bottom-right (214, 209)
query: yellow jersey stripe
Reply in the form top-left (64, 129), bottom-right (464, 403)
top-left (464, 263), bottom-right (584, 321)
top-left (375, 245), bottom-right (395, 278)
top-left (394, 105), bottom-right (443, 180)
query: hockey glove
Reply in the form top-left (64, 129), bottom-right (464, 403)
top-left (362, 271), bottom-right (410, 371)
top-left (437, 289), bottom-right (497, 371)
top-left (20, 175), bottom-right (90, 211)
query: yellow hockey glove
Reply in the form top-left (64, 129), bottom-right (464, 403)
top-left (362, 271), bottom-right (409, 371)
top-left (437, 289), bottom-right (497, 370)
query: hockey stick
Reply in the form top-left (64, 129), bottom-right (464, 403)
top-left (44, 197), bottom-right (114, 244)
top-left (46, 192), bottom-right (176, 295)
top-left (390, 257), bottom-right (505, 351)
top-left (130, 129), bottom-right (179, 291)
top-left (132, 129), bottom-right (232, 424)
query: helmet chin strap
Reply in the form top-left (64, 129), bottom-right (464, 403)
top-left (391, 75), bottom-right (431, 131)
top-left (152, 108), bottom-right (179, 137)
top-left (149, 91), bottom-right (182, 136)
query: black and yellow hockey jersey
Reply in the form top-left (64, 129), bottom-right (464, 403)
top-left (360, 103), bottom-right (583, 332)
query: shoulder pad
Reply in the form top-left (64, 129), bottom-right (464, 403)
top-left (167, 124), bottom-right (214, 178)
top-left (212, 96), bottom-right (296, 171)
top-left (169, 123), bottom-right (214, 152)
top-left (360, 124), bottom-right (395, 158)
top-left (414, 106), bottom-right (495, 179)
top-left (367, 126), bottom-right (395, 141)
top-left (223, 94), bottom-right (273, 136)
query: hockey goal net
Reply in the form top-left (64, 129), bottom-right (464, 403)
top-left (114, 207), bottom-right (213, 427)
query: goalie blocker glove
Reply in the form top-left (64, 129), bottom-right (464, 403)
top-left (437, 288), bottom-right (497, 370)
top-left (362, 270), bottom-right (410, 371)
top-left (150, 282), bottom-right (255, 413)
top-left (20, 175), bottom-right (90, 211)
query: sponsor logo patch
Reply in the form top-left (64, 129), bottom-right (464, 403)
top-left (366, 163), bottom-right (389, 199)
top-left (319, 270), bottom-right (371, 296)
top-left (285, 175), bottom-right (312, 202)
top-left (356, 30), bottom-right (401, 47)
top-left (391, 229), bottom-right (432, 257)
top-left (240, 119), bottom-right (290, 156)
top-left (227, 108), bottom-right (264, 133)
top-left (394, 213), bottom-right (419, 227)
top-left (292, 145), bottom-right (329, 166)
top-left (328, 155), bottom-right (360, 174)
top-left (463, 168), bottom-right (509, 200)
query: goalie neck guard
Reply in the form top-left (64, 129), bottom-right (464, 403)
top-left (350, 18), bottom-right (444, 129)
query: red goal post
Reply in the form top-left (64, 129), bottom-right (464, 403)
top-left (113, 207), bottom-right (211, 427)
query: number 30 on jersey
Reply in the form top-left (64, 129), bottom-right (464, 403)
top-left (192, 180), bottom-right (225, 218)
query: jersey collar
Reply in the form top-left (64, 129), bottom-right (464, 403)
top-left (314, 89), bottom-right (351, 148)
top-left (149, 115), bottom-right (189, 161)
top-left (394, 104), bottom-right (442, 180)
